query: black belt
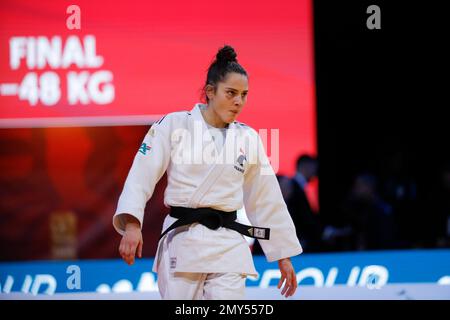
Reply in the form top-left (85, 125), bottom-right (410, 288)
top-left (159, 206), bottom-right (270, 241)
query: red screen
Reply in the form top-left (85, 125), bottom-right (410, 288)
top-left (0, 0), bottom-right (317, 260)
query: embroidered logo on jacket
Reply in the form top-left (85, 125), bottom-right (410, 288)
top-left (139, 142), bottom-right (151, 155)
top-left (234, 148), bottom-right (246, 173)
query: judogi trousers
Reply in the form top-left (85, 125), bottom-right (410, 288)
top-left (156, 238), bottom-right (247, 300)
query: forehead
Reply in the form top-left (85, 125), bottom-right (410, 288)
top-left (219, 72), bottom-right (248, 91)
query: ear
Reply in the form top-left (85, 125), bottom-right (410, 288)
top-left (205, 84), bottom-right (216, 101)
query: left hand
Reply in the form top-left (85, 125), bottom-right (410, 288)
top-left (277, 257), bottom-right (297, 298)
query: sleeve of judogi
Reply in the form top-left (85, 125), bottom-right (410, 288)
top-left (112, 117), bottom-right (171, 235)
top-left (243, 132), bottom-right (303, 262)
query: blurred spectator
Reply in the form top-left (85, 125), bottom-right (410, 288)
top-left (285, 155), bottom-right (324, 252)
top-left (380, 150), bottom-right (419, 248)
top-left (277, 174), bottom-right (293, 201)
top-left (252, 155), bottom-right (323, 255)
top-left (423, 163), bottom-right (450, 248)
top-left (342, 173), bottom-right (396, 251)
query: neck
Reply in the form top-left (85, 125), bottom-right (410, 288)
top-left (201, 104), bottom-right (227, 128)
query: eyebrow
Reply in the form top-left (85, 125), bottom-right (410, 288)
top-left (225, 87), bottom-right (248, 93)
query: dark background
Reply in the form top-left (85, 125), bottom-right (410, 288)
top-left (314, 1), bottom-right (447, 239)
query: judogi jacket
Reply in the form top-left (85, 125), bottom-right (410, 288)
top-left (113, 103), bottom-right (303, 276)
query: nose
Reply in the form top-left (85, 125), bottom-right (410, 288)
top-left (233, 95), bottom-right (243, 106)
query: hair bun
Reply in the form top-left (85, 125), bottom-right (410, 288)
top-left (216, 45), bottom-right (237, 65)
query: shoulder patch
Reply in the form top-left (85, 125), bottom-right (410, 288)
top-left (139, 142), bottom-right (152, 155)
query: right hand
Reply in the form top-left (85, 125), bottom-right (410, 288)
top-left (119, 221), bottom-right (143, 265)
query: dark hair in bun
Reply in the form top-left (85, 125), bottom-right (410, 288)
top-left (202, 45), bottom-right (248, 103)
top-left (216, 45), bottom-right (237, 65)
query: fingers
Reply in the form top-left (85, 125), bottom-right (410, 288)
top-left (137, 240), bottom-right (143, 258)
top-left (125, 242), bottom-right (135, 265)
top-left (120, 243), bottom-right (133, 265)
top-left (279, 270), bottom-right (298, 298)
top-left (277, 273), bottom-right (286, 289)
top-left (281, 274), bottom-right (290, 296)
top-left (287, 273), bottom-right (298, 297)
top-left (119, 237), bottom-right (138, 265)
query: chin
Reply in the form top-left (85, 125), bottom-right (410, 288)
top-left (221, 116), bottom-right (234, 124)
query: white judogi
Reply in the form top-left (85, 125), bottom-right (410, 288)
top-left (113, 103), bottom-right (302, 297)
